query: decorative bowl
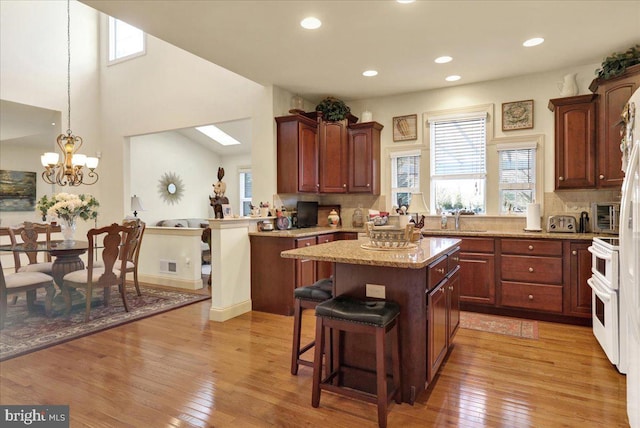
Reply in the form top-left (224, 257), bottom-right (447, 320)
top-left (365, 222), bottom-right (415, 248)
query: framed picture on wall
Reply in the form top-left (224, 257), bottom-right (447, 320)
top-left (502, 100), bottom-right (534, 131)
top-left (221, 204), bottom-right (233, 218)
top-left (393, 114), bottom-right (418, 141)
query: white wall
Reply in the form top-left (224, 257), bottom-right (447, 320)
top-left (221, 153), bottom-right (252, 216)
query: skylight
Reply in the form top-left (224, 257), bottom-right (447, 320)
top-left (196, 125), bottom-right (241, 146)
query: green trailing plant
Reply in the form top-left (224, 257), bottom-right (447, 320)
top-left (595, 44), bottom-right (640, 80)
top-left (315, 96), bottom-right (350, 121)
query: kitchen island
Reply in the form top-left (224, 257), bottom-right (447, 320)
top-left (281, 236), bottom-right (461, 404)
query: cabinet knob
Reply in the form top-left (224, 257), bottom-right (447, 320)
top-left (528, 267), bottom-right (534, 273)
top-left (449, 286), bottom-right (454, 291)
top-left (453, 256), bottom-right (459, 262)
top-left (559, 176), bottom-right (564, 181)
top-left (572, 250), bottom-right (577, 255)
top-left (316, 183), bottom-right (320, 188)
top-left (367, 183), bottom-right (370, 187)
top-left (305, 243), bottom-right (311, 247)
top-left (436, 268), bottom-right (445, 274)
top-left (343, 184), bottom-right (346, 188)
top-left (599, 174), bottom-right (605, 180)
top-left (528, 294), bottom-right (534, 300)
top-left (441, 287), bottom-right (445, 293)
top-left (528, 245), bottom-right (534, 250)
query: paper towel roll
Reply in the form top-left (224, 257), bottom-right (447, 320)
top-left (525, 203), bottom-right (541, 230)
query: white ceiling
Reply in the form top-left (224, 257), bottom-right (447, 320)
top-left (82, 0), bottom-right (640, 101)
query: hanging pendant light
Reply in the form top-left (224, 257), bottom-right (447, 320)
top-left (41, 0), bottom-right (99, 186)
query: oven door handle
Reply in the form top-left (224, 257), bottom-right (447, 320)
top-left (587, 245), bottom-right (612, 261)
top-left (587, 277), bottom-right (612, 303)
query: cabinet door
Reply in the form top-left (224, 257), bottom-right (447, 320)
top-left (316, 234), bottom-right (335, 280)
top-left (448, 269), bottom-right (460, 341)
top-left (299, 122), bottom-right (320, 193)
top-left (459, 252), bottom-right (496, 304)
top-left (427, 279), bottom-right (448, 382)
top-left (295, 237), bottom-right (317, 287)
top-left (567, 241), bottom-right (592, 317)
top-left (319, 120), bottom-right (348, 193)
top-left (348, 122), bottom-right (382, 194)
top-left (553, 99), bottom-right (597, 189)
top-left (596, 68), bottom-right (640, 188)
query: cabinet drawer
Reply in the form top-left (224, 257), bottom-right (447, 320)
top-left (501, 281), bottom-right (563, 313)
top-left (460, 237), bottom-right (494, 253)
top-left (296, 237), bottom-right (317, 248)
top-left (501, 255), bottom-right (562, 284)
top-left (501, 239), bottom-right (562, 256)
top-left (428, 255), bottom-right (448, 290)
top-left (447, 247), bottom-right (460, 274)
top-left (317, 234), bottom-right (334, 245)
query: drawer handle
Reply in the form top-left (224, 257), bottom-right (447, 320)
top-left (528, 245), bottom-right (534, 250)
top-left (528, 294), bottom-right (534, 300)
top-left (448, 286), bottom-right (454, 291)
top-left (452, 256), bottom-right (459, 262)
top-left (436, 268), bottom-right (445, 274)
top-left (528, 267), bottom-right (534, 273)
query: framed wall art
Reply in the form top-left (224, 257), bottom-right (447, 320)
top-left (502, 100), bottom-right (534, 131)
top-left (221, 204), bottom-right (233, 218)
top-left (0, 170), bottom-right (37, 211)
top-left (393, 114), bottom-right (418, 141)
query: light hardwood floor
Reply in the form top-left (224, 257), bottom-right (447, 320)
top-left (0, 298), bottom-right (630, 427)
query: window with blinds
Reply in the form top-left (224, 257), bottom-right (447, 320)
top-left (429, 113), bottom-right (487, 213)
top-left (390, 151), bottom-right (420, 209)
top-left (239, 169), bottom-right (252, 216)
top-left (497, 143), bottom-right (536, 213)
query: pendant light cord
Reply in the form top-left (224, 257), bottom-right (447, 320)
top-left (66, 0), bottom-right (71, 135)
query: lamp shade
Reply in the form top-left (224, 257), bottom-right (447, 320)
top-left (131, 195), bottom-right (145, 214)
top-left (407, 192), bottom-right (429, 214)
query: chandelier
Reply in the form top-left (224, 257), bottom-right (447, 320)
top-left (41, 0), bottom-right (99, 186)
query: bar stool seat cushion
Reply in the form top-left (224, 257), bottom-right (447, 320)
top-left (294, 278), bottom-right (333, 301)
top-left (316, 295), bottom-right (400, 327)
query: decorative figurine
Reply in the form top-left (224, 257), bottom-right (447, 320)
top-left (209, 167), bottom-right (229, 219)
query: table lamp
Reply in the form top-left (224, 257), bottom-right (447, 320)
top-left (407, 192), bottom-right (429, 228)
top-left (131, 195), bottom-right (145, 218)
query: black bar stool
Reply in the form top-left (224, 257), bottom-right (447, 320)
top-left (311, 295), bottom-right (401, 428)
top-left (291, 277), bottom-right (333, 375)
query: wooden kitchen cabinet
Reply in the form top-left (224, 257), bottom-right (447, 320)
top-left (458, 237), bottom-right (496, 305)
top-left (548, 95), bottom-right (597, 190)
top-left (276, 114), bottom-right (319, 194)
top-left (564, 240), bottom-right (592, 318)
top-left (590, 64), bottom-right (640, 188)
top-left (295, 236), bottom-right (317, 290)
top-left (319, 119), bottom-right (349, 193)
top-left (315, 234), bottom-right (335, 279)
top-left (275, 112), bottom-right (382, 195)
top-left (348, 122), bottom-right (383, 194)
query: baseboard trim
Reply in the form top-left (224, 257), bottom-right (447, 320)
top-left (138, 274), bottom-right (203, 290)
top-left (209, 300), bottom-right (252, 322)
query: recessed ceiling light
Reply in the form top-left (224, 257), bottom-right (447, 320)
top-left (196, 125), bottom-right (241, 146)
top-left (435, 56), bottom-right (453, 64)
top-left (300, 17), bottom-right (321, 30)
top-left (397, 0), bottom-right (415, 3)
top-left (523, 37), bottom-right (544, 47)
top-left (363, 70), bottom-right (378, 77)
top-left (445, 75), bottom-right (461, 82)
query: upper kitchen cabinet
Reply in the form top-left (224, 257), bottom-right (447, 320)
top-left (548, 94), bottom-right (597, 190)
top-left (318, 119), bottom-right (349, 193)
top-left (276, 114), bottom-right (319, 193)
top-left (590, 63), bottom-right (640, 188)
top-left (275, 112), bottom-right (383, 195)
top-left (348, 122), bottom-right (383, 194)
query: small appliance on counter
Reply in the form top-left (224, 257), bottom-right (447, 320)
top-left (547, 215), bottom-right (577, 233)
top-left (578, 211), bottom-right (590, 233)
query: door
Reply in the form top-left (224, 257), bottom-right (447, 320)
top-left (427, 280), bottom-right (448, 382)
top-left (298, 122), bottom-right (319, 193)
top-left (318, 120), bottom-right (348, 193)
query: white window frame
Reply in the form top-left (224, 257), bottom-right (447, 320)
top-left (108, 16), bottom-right (146, 65)
top-left (427, 110), bottom-right (488, 214)
top-left (497, 141), bottom-right (537, 214)
top-left (390, 149), bottom-right (421, 210)
top-left (238, 168), bottom-right (252, 217)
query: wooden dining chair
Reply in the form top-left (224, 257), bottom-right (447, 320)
top-left (7, 222), bottom-right (54, 274)
top-left (0, 260), bottom-right (55, 329)
top-left (61, 223), bottom-right (136, 321)
top-left (122, 219), bottom-right (146, 296)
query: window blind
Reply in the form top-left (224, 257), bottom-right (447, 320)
top-left (432, 117), bottom-right (486, 177)
top-left (498, 147), bottom-right (535, 189)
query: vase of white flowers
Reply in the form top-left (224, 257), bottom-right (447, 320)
top-left (36, 193), bottom-right (99, 243)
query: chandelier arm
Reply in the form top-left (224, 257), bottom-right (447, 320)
top-left (66, 0), bottom-right (71, 133)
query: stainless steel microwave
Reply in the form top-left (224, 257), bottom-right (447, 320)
top-left (591, 202), bottom-right (620, 234)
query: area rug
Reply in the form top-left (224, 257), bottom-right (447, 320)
top-left (0, 286), bottom-right (210, 361)
top-left (460, 311), bottom-right (539, 339)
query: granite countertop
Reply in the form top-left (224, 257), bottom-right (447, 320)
top-left (249, 226), bottom-right (365, 238)
top-left (281, 237), bottom-right (461, 269)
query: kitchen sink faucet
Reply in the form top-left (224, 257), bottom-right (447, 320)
top-left (455, 209), bottom-right (461, 230)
